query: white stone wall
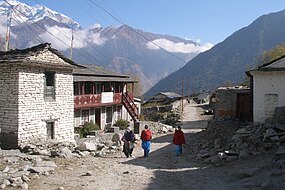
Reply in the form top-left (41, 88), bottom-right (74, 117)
top-left (252, 71), bottom-right (285, 123)
top-left (17, 66), bottom-right (74, 143)
top-left (0, 65), bottom-right (19, 132)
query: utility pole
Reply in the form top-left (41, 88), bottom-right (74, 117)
top-left (181, 77), bottom-right (184, 112)
top-left (5, 9), bottom-right (12, 51)
top-left (70, 28), bottom-right (74, 60)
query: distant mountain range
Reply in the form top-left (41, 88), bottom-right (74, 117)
top-left (144, 9), bottom-right (285, 97)
top-left (0, 0), bottom-right (212, 93)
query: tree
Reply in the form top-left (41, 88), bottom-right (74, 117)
top-left (241, 44), bottom-right (285, 87)
top-left (259, 44), bottom-right (285, 65)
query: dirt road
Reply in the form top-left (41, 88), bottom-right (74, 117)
top-left (29, 101), bottom-right (281, 190)
top-left (28, 101), bottom-right (210, 190)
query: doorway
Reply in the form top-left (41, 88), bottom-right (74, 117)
top-left (264, 94), bottom-right (278, 122)
top-left (46, 122), bottom-right (54, 139)
top-left (82, 109), bottom-right (90, 125)
top-left (95, 108), bottom-right (101, 129)
top-left (236, 93), bottom-right (251, 121)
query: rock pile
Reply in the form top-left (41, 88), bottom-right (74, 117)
top-left (141, 121), bottom-right (174, 134)
top-left (0, 149), bottom-right (57, 189)
top-left (189, 121), bottom-right (285, 166)
top-left (0, 132), bottom-right (125, 189)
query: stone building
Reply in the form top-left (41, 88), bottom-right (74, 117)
top-left (246, 55), bottom-right (285, 124)
top-left (0, 43), bottom-right (80, 149)
top-left (73, 65), bottom-right (139, 130)
top-left (150, 92), bottom-right (182, 104)
top-left (214, 86), bottom-right (251, 122)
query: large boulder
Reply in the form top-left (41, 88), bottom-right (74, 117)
top-left (111, 133), bottom-right (122, 145)
top-left (77, 142), bottom-right (97, 152)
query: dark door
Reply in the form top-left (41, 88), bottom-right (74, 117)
top-left (95, 108), bottom-right (101, 129)
top-left (47, 122), bottom-right (54, 139)
top-left (82, 109), bottom-right (90, 125)
top-left (236, 93), bottom-right (251, 122)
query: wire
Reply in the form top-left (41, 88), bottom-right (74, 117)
top-left (30, 0), bottom-right (108, 62)
top-left (74, 0), bottom-right (110, 27)
top-left (87, 0), bottom-right (232, 83)
top-left (9, 8), bottom-right (44, 44)
top-left (22, 0), bottom-right (71, 42)
top-left (4, 0), bottom-right (98, 62)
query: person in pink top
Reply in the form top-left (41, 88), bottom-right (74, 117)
top-left (172, 126), bottom-right (186, 156)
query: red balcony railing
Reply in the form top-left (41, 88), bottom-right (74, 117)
top-left (74, 92), bottom-right (133, 109)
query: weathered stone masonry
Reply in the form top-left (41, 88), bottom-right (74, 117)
top-left (0, 43), bottom-right (77, 149)
top-left (17, 67), bottom-right (74, 143)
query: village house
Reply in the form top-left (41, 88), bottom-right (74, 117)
top-left (246, 55), bottom-right (285, 124)
top-left (0, 44), bottom-right (140, 149)
top-left (73, 65), bottom-right (139, 130)
top-left (213, 86), bottom-right (252, 122)
top-left (0, 43), bottom-right (81, 149)
top-left (149, 92), bottom-right (182, 104)
top-left (196, 91), bottom-right (211, 104)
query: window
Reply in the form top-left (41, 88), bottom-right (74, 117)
top-left (102, 82), bottom-right (111, 92)
top-left (44, 72), bottom-right (55, 99)
top-left (74, 82), bottom-right (79, 95)
top-left (95, 82), bottom-right (101, 94)
top-left (84, 82), bottom-right (93, 95)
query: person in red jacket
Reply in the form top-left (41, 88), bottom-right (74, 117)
top-left (141, 125), bottom-right (152, 158)
top-left (172, 126), bottom-right (186, 156)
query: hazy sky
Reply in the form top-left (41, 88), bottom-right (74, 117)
top-left (15, 0), bottom-right (285, 44)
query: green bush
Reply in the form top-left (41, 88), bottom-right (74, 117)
top-left (75, 120), bottom-right (100, 138)
top-left (114, 119), bottom-right (129, 130)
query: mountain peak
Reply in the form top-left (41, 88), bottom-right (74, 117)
top-left (0, 0), bottom-right (80, 29)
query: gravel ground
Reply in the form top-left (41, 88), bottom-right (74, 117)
top-left (28, 101), bottom-right (285, 190)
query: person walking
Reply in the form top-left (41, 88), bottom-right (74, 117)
top-left (172, 126), bottom-right (186, 156)
top-left (121, 126), bottom-right (135, 158)
top-left (140, 125), bottom-right (152, 158)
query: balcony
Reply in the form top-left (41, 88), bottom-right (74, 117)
top-left (74, 92), bottom-right (133, 109)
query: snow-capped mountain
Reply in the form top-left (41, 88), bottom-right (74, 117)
top-left (0, 0), bottom-right (80, 29)
top-left (0, 0), bottom-right (212, 94)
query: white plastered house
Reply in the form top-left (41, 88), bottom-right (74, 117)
top-left (247, 55), bottom-right (285, 124)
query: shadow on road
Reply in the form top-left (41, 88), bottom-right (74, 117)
top-left (120, 120), bottom-right (246, 189)
top-left (118, 117), bottom-right (227, 189)
top-left (119, 117), bottom-right (242, 190)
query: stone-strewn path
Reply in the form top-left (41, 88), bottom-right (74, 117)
top-left (27, 102), bottom-right (219, 190)
top-left (5, 101), bottom-right (285, 190)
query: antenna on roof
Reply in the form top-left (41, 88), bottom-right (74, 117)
top-left (5, 8), bottom-right (12, 51)
top-left (70, 27), bottom-right (74, 60)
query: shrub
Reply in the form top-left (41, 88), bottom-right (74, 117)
top-left (114, 119), bottom-right (129, 130)
top-left (75, 120), bottom-right (100, 138)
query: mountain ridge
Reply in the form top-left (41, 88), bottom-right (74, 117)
top-left (144, 9), bottom-right (285, 97)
